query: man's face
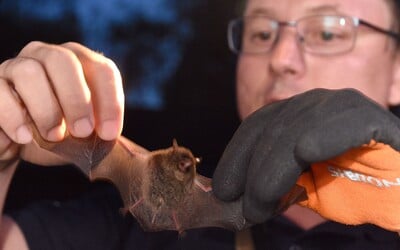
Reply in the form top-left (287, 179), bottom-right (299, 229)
top-left (236, 0), bottom-right (400, 119)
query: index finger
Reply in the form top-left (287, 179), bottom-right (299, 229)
top-left (61, 42), bottom-right (125, 140)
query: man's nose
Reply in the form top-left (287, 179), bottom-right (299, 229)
top-left (269, 28), bottom-right (306, 77)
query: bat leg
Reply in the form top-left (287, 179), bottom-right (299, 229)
top-left (151, 211), bottom-right (159, 225)
top-left (171, 210), bottom-right (184, 235)
top-left (130, 197), bottom-right (144, 210)
top-left (151, 204), bottom-right (163, 225)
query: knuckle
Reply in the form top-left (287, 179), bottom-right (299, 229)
top-left (61, 41), bottom-right (90, 54)
top-left (95, 58), bottom-right (120, 84)
top-left (41, 47), bottom-right (77, 68)
top-left (19, 41), bottom-right (46, 54)
top-left (61, 41), bottom-right (80, 48)
top-left (9, 58), bottom-right (43, 81)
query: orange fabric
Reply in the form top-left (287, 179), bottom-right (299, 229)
top-left (296, 141), bottom-right (400, 231)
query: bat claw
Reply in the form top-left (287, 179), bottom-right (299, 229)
top-left (172, 211), bottom-right (184, 235)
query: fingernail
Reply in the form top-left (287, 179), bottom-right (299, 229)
top-left (73, 118), bottom-right (93, 137)
top-left (99, 120), bottom-right (119, 140)
top-left (16, 125), bottom-right (32, 144)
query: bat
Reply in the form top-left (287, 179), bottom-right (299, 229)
top-left (31, 129), bottom-right (306, 233)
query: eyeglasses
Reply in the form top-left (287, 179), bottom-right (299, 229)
top-left (227, 15), bottom-right (400, 55)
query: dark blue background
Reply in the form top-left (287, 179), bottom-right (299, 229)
top-left (0, 0), bottom-right (239, 109)
top-left (1, 0), bottom-right (242, 209)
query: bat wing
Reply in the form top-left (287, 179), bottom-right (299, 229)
top-left (172, 174), bottom-right (249, 231)
top-left (127, 173), bottom-right (249, 232)
top-left (31, 129), bottom-right (116, 175)
top-left (129, 174), bottom-right (306, 232)
top-left (32, 131), bottom-right (304, 233)
top-left (33, 131), bottom-right (248, 232)
top-left (32, 129), bottom-right (149, 217)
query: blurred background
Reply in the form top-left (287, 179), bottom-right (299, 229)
top-left (1, 0), bottom-right (242, 210)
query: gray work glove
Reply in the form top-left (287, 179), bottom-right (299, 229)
top-left (212, 88), bottom-right (400, 223)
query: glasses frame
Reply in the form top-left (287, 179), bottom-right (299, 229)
top-left (227, 15), bottom-right (400, 55)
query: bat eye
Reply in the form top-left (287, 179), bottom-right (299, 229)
top-left (195, 157), bottom-right (201, 164)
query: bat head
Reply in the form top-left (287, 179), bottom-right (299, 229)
top-left (169, 139), bottom-right (198, 182)
top-left (146, 141), bottom-right (199, 208)
top-left (149, 140), bottom-right (198, 184)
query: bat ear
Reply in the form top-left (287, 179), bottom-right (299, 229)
top-left (172, 138), bottom-right (179, 149)
top-left (178, 158), bottom-right (192, 172)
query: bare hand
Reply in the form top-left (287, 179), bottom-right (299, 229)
top-left (0, 41), bottom-right (124, 167)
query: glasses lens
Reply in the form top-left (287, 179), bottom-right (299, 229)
top-left (297, 16), bottom-right (356, 54)
top-left (228, 19), bottom-right (243, 53)
top-left (228, 16), bottom-right (278, 54)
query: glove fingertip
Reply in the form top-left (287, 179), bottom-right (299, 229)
top-left (243, 198), bottom-right (278, 224)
